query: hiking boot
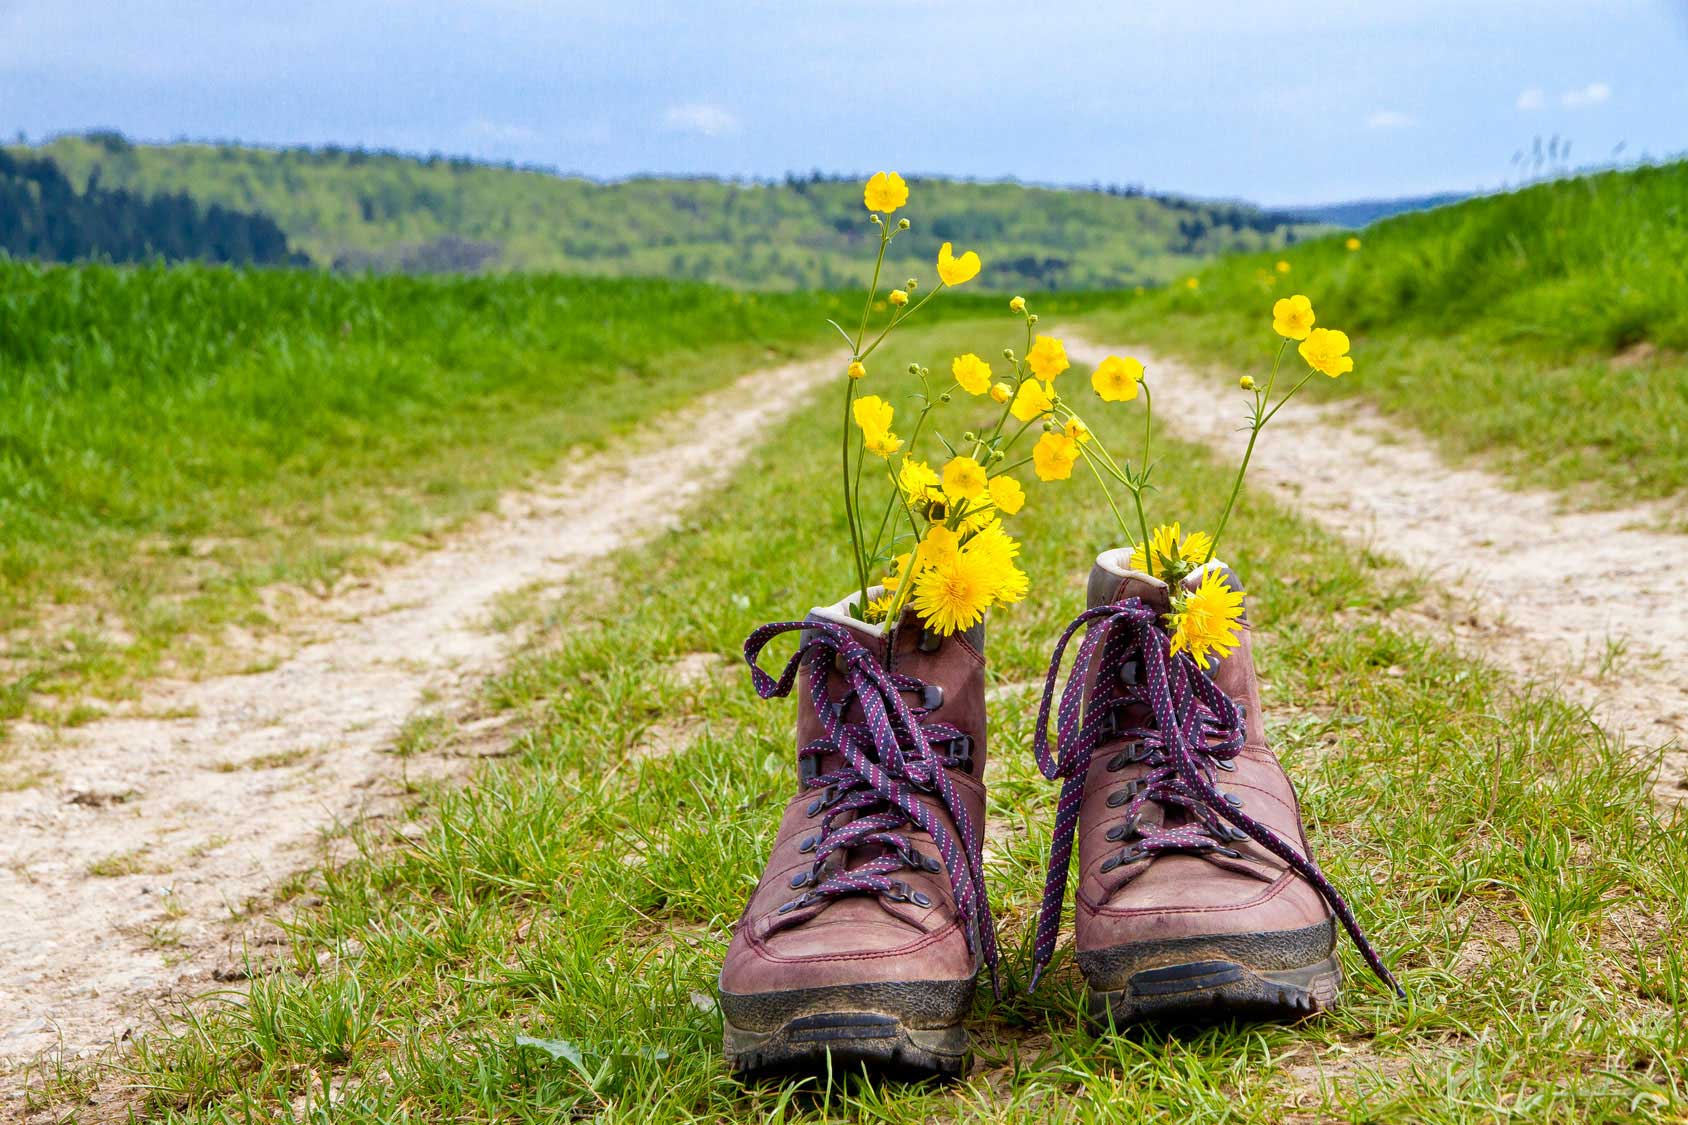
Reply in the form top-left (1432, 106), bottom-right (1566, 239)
top-left (1027, 549), bottom-right (1401, 1025)
top-left (720, 592), bottom-right (995, 1079)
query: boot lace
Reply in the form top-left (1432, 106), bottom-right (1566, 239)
top-left (744, 619), bottom-right (998, 984)
top-left (1027, 597), bottom-right (1401, 996)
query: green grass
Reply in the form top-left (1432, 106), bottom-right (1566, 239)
top-left (0, 263), bottom-right (859, 713)
top-left (1085, 160), bottom-right (1688, 503)
top-left (76, 327), bottom-right (1686, 1122)
top-left (13, 134), bottom-right (1324, 289)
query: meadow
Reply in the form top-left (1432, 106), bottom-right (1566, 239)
top-left (44, 326), bottom-right (1684, 1122)
top-left (1090, 159), bottom-right (1688, 504)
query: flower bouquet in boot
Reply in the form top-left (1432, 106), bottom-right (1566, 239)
top-left (1017, 294), bottom-right (1403, 1025)
top-left (722, 172), bottom-right (1065, 1077)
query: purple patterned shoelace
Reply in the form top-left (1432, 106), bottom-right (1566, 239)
top-left (744, 619), bottom-right (999, 986)
top-left (1027, 597), bottom-right (1403, 997)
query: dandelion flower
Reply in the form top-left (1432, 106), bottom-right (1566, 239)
top-left (1168, 568), bottom-right (1246, 669)
top-left (1129, 522), bottom-right (1213, 576)
top-left (942, 455), bottom-right (988, 502)
top-left (1275, 260), bottom-right (1291, 273)
top-left (937, 242), bottom-right (982, 287)
top-left (1345, 236), bottom-right (1361, 251)
top-left (1184, 277), bottom-right (1200, 290)
top-left (898, 457), bottom-right (940, 498)
top-left (966, 519), bottom-right (1029, 604)
top-left (1010, 379), bottom-right (1055, 422)
top-left (1091, 355), bottom-right (1143, 402)
top-left (864, 171), bottom-right (908, 213)
top-left (987, 474), bottom-right (1025, 515)
top-left (1271, 294), bottom-right (1316, 341)
top-left (864, 592), bottom-right (896, 623)
top-left (1299, 327), bottom-right (1354, 378)
top-left (1032, 431), bottom-right (1079, 481)
top-left (1026, 335), bottom-right (1070, 381)
top-left (911, 550), bottom-right (995, 635)
top-left (951, 353), bottom-right (992, 396)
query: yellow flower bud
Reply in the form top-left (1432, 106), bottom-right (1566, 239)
top-left (1239, 374), bottom-right (1255, 390)
top-left (1027, 314), bottom-right (1039, 325)
top-left (905, 278), bottom-right (918, 291)
top-left (1001, 348), bottom-right (1015, 361)
top-left (848, 361), bottom-right (867, 380)
top-left (1009, 295), bottom-right (1026, 313)
top-left (990, 382), bottom-right (1012, 403)
top-left (897, 218), bottom-right (910, 230)
top-left (889, 289), bottom-right (909, 307)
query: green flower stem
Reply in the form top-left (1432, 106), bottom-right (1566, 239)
top-left (858, 284), bottom-right (943, 362)
top-left (1082, 446), bottom-right (1134, 541)
top-left (1205, 338), bottom-right (1290, 564)
top-left (841, 379), bottom-right (870, 612)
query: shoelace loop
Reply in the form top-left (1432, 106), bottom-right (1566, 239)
top-left (1028, 597), bottom-right (1403, 997)
top-left (744, 619), bottom-right (998, 987)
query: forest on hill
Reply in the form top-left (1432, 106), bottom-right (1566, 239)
top-left (11, 133), bottom-right (1327, 289)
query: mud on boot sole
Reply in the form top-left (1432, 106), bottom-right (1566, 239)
top-left (720, 978), bottom-right (973, 1081)
top-left (1078, 919), bottom-right (1342, 1026)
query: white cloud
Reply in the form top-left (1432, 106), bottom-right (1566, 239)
top-left (1365, 109), bottom-right (1415, 129)
top-left (1560, 81), bottom-right (1610, 108)
top-left (1515, 87), bottom-right (1546, 111)
top-left (661, 102), bottom-right (739, 138)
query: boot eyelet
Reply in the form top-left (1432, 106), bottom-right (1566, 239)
top-left (776, 899), bottom-right (800, 914)
top-left (1215, 847), bottom-right (1242, 859)
top-left (1120, 844), bottom-right (1145, 863)
top-left (1100, 854), bottom-right (1121, 874)
top-left (789, 871), bottom-right (810, 889)
top-left (922, 854), bottom-right (942, 873)
top-left (1106, 789), bottom-right (1130, 809)
top-left (918, 629), bottom-right (943, 653)
top-left (1224, 793), bottom-right (1243, 808)
top-left (920, 683), bottom-right (945, 711)
top-left (1213, 757), bottom-right (1237, 772)
top-left (911, 890), bottom-right (932, 907)
top-left (797, 834), bottom-right (818, 853)
top-left (1118, 659), bottom-right (1142, 685)
top-left (1105, 823), bottom-right (1126, 842)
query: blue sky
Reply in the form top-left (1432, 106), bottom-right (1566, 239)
top-left (2, 0), bottom-right (1685, 206)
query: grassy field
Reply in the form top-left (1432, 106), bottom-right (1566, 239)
top-left (13, 134), bottom-right (1323, 289)
top-left (1086, 160), bottom-right (1688, 505)
top-left (60, 328), bottom-right (1684, 1122)
top-left (0, 264), bottom-right (863, 721)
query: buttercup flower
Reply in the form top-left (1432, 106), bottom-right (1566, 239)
top-left (920, 524), bottom-right (962, 568)
top-left (1032, 431), bottom-right (1079, 481)
top-left (1026, 335), bottom-right (1070, 381)
top-left (987, 474), bottom-right (1025, 515)
top-left (941, 455), bottom-right (988, 503)
top-left (847, 360), bottom-right (866, 380)
top-left (1275, 260), bottom-right (1291, 273)
top-left (1091, 355), bottom-right (1143, 402)
top-left (888, 288), bottom-right (909, 307)
top-left (1299, 327), bottom-right (1354, 377)
top-left (853, 395), bottom-right (901, 458)
top-left (1271, 294), bottom-right (1316, 341)
top-left (990, 381), bottom-right (1012, 404)
top-left (951, 353), bottom-right (992, 395)
top-left (863, 171), bottom-right (908, 213)
top-left (937, 242), bottom-right (982, 287)
top-left (1346, 236), bottom-right (1362, 251)
top-left (1129, 522), bottom-right (1213, 577)
top-left (910, 549), bottom-right (995, 636)
top-left (1168, 567), bottom-right (1246, 669)
top-left (1009, 295), bottom-right (1026, 313)
top-left (1010, 379), bottom-right (1055, 422)
top-left (1185, 277), bottom-right (1200, 290)
top-left (1064, 418), bottom-right (1091, 444)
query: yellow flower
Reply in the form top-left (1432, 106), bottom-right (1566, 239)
top-left (1346, 236), bottom-right (1362, 251)
top-left (847, 360), bottom-right (867, 380)
top-left (882, 551), bottom-right (916, 592)
top-left (911, 549), bottom-right (995, 635)
top-left (863, 171), bottom-right (908, 213)
top-left (989, 381), bottom-right (1012, 404)
top-left (942, 455), bottom-right (988, 502)
top-left (1009, 295), bottom-right (1026, 313)
top-left (1064, 418), bottom-right (1091, 444)
top-left (1026, 335), bottom-right (1069, 381)
top-left (853, 394), bottom-right (893, 435)
top-left (863, 593), bottom-right (896, 623)
top-left (1184, 277), bottom-right (1200, 290)
top-left (1299, 327), bottom-right (1354, 378)
top-left (1032, 431), bottom-right (1079, 481)
top-left (889, 288), bottom-right (909, 307)
top-left (987, 474), bottom-right (1025, 515)
top-left (951, 353), bottom-right (992, 395)
top-left (1168, 568), bottom-right (1246, 670)
top-left (1239, 375), bottom-right (1256, 390)
top-left (1091, 355), bottom-right (1143, 402)
top-left (898, 457), bottom-right (940, 498)
top-left (937, 242), bottom-right (982, 287)
top-left (965, 519), bottom-right (1029, 604)
top-left (921, 524), bottom-right (962, 568)
top-left (1271, 294), bottom-right (1316, 341)
top-left (1275, 260), bottom-right (1291, 273)
top-left (1128, 522), bottom-right (1213, 576)
top-left (864, 429), bottom-right (902, 458)
top-left (1009, 379), bottom-right (1055, 422)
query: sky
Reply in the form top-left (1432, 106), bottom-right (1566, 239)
top-left (2, 0), bottom-right (1685, 207)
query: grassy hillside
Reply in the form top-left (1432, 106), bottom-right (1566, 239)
top-left (14, 133), bottom-right (1322, 290)
top-left (1089, 159), bottom-right (1688, 503)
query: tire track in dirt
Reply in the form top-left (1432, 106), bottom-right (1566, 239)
top-left (1068, 337), bottom-right (1687, 802)
top-left (0, 355), bottom-right (834, 1082)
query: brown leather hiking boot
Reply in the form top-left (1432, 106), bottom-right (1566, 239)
top-left (720, 592), bottom-right (995, 1078)
top-left (1027, 550), bottom-right (1401, 1025)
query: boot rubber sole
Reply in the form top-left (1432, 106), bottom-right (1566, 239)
top-left (1077, 918), bottom-right (1342, 1026)
top-left (720, 978), bottom-right (973, 1081)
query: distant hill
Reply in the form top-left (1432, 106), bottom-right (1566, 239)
top-left (1285, 191), bottom-right (1473, 229)
top-left (0, 145), bottom-right (307, 267)
top-left (9, 133), bottom-right (1325, 290)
